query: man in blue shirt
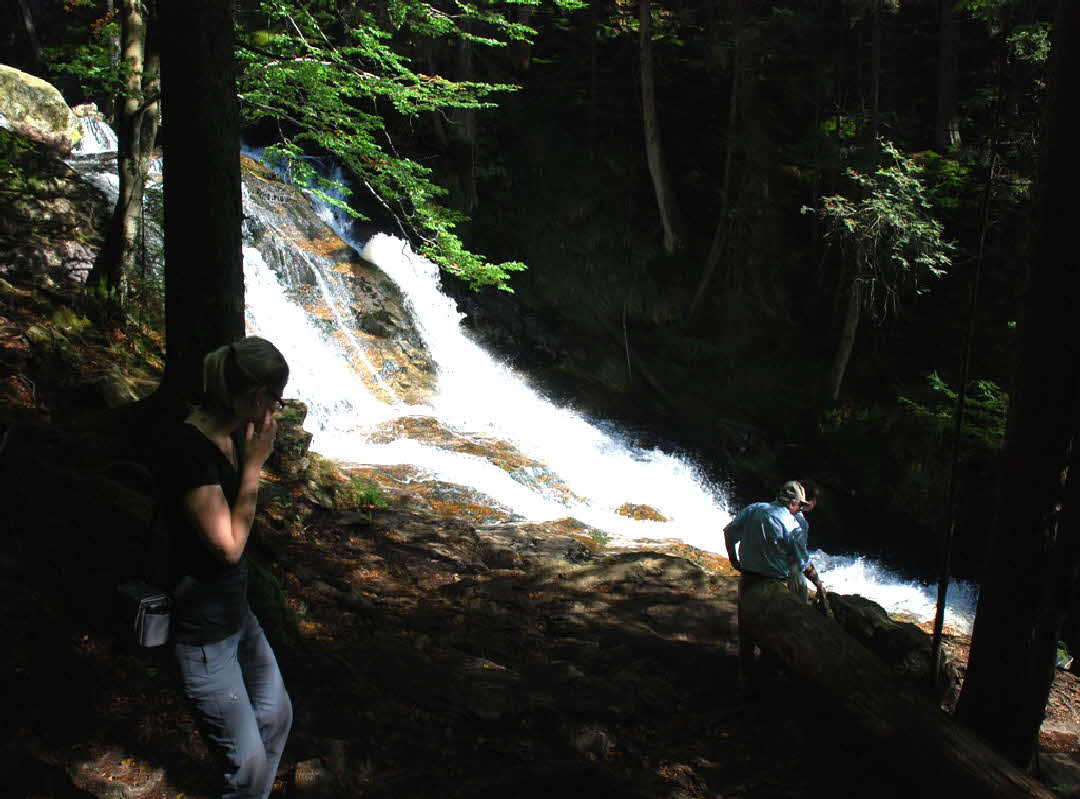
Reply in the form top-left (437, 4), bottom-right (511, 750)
top-left (786, 478), bottom-right (821, 603)
top-left (724, 480), bottom-right (827, 684)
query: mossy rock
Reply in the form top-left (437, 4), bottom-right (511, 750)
top-left (0, 66), bottom-right (80, 149)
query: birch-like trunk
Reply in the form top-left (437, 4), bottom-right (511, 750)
top-left (639, 0), bottom-right (685, 254)
top-left (88, 0), bottom-right (154, 314)
top-left (826, 274), bottom-right (861, 402)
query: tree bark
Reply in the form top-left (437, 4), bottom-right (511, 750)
top-left (88, 0), bottom-right (155, 315)
top-left (587, 3), bottom-right (600, 162)
top-left (156, 0), bottom-right (245, 416)
top-left (688, 0), bottom-right (742, 320)
top-left (955, 0), bottom-right (1080, 770)
top-left (740, 579), bottom-right (1058, 798)
top-left (451, 32), bottom-right (478, 214)
top-left (826, 273), bottom-right (861, 402)
top-left (870, 0), bottom-right (881, 139)
top-left (639, 0), bottom-right (685, 254)
top-left (935, 0), bottom-right (960, 152)
top-left (15, 0), bottom-right (44, 65)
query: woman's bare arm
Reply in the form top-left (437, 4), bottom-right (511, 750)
top-left (181, 411), bottom-right (277, 565)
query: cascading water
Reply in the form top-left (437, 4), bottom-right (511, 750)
top-left (68, 127), bottom-right (979, 632)
top-left (249, 174), bottom-right (979, 631)
top-left (72, 115), bottom-right (118, 155)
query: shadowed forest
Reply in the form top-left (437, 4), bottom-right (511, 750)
top-left (1, 0), bottom-right (1079, 796)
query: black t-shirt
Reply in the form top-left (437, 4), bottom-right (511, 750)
top-left (159, 423), bottom-right (248, 645)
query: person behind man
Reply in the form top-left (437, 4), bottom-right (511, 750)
top-left (724, 480), bottom-right (827, 684)
top-left (785, 478), bottom-right (821, 604)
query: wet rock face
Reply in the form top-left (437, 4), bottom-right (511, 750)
top-left (363, 415), bottom-right (584, 506)
top-left (240, 157), bottom-right (437, 406)
top-left (615, 502), bottom-right (670, 522)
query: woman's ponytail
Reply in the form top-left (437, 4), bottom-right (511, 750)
top-left (201, 344), bottom-right (234, 414)
top-left (195, 337), bottom-right (289, 418)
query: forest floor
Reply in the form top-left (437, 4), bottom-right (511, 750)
top-left (2, 271), bottom-right (1080, 798)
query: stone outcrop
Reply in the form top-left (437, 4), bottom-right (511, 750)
top-left (241, 157), bottom-right (437, 405)
top-left (0, 65), bottom-right (81, 154)
top-left (362, 415), bottom-right (584, 506)
top-left (0, 128), bottom-right (108, 282)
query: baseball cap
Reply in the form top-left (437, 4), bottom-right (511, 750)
top-left (777, 480), bottom-right (808, 505)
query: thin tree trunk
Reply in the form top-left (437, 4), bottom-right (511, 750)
top-left (935, 0), bottom-right (960, 151)
top-left (140, 47), bottom-right (161, 179)
top-left (588, 5), bottom-right (599, 162)
top-left (827, 274), bottom-right (861, 402)
top-left (15, 0), bottom-right (44, 64)
top-left (421, 40), bottom-right (449, 148)
top-left (639, 0), bottom-right (685, 254)
top-left (686, 0), bottom-right (738, 317)
top-left (688, 0), bottom-right (741, 320)
top-left (809, 0), bottom-right (826, 253)
top-left (956, 0), bottom-right (1080, 770)
top-left (88, 0), bottom-right (150, 316)
top-left (450, 34), bottom-right (478, 213)
top-left (870, 0), bottom-right (882, 140)
top-left (103, 0), bottom-right (120, 121)
top-left (157, 0), bottom-right (245, 415)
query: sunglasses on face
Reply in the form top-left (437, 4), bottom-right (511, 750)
top-left (264, 387), bottom-right (286, 411)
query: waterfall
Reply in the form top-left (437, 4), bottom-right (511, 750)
top-left (248, 193), bottom-right (979, 631)
top-left (73, 114), bottom-right (119, 155)
top-left (64, 126), bottom-right (978, 633)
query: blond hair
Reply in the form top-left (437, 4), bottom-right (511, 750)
top-left (198, 336), bottom-right (289, 417)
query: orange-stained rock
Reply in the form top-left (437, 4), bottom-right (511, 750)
top-left (615, 502), bottom-right (670, 522)
top-left (362, 416), bottom-right (586, 506)
top-left (241, 160), bottom-right (437, 406)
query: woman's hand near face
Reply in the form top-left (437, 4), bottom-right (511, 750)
top-left (245, 408), bottom-right (277, 469)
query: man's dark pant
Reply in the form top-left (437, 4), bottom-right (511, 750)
top-left (174, 610), bottom-right (292, 799)
top-left (737, 571), bottom-right (788, 683)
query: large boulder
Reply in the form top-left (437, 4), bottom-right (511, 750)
top-left (0, 65), bottom-right (80, 153)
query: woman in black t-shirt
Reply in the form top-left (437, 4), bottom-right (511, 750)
top-left (164, 336), bottom-right (292, 799)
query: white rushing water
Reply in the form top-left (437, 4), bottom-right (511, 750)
top-left (66, 129), bottom-right (979, 632)
top-left (247, 178), bottom-right (979, 632)
top-left (73, 115), bottom-right (119, 155)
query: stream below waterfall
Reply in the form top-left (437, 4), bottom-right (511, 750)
top-left (68, 127), bottom-right (979, 633)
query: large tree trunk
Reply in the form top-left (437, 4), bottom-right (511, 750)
top-left (955, 1), bottom-right (1080, 770)
top-left (88, 0), bottom-right (155, 315)
top-left (639, 0), bottom-right (685, 254)
top-left (740, 579), bottom-right (1058, 798)
top-left (156, 0), bottom-right (245, 416)
top-left (935, 0), bottom-right (960, 152)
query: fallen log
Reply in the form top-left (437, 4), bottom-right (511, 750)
top-left (740, 578), bottom-right (1056, 799)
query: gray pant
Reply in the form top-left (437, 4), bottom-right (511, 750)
top-left (174, 610), bottom-right (292, 799)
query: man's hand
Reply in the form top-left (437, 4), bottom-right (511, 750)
top-left (803, 563), bottom-right (826, 598)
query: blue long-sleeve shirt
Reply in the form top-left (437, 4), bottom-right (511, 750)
top-left (724, 501), bottom-right (810, 579)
